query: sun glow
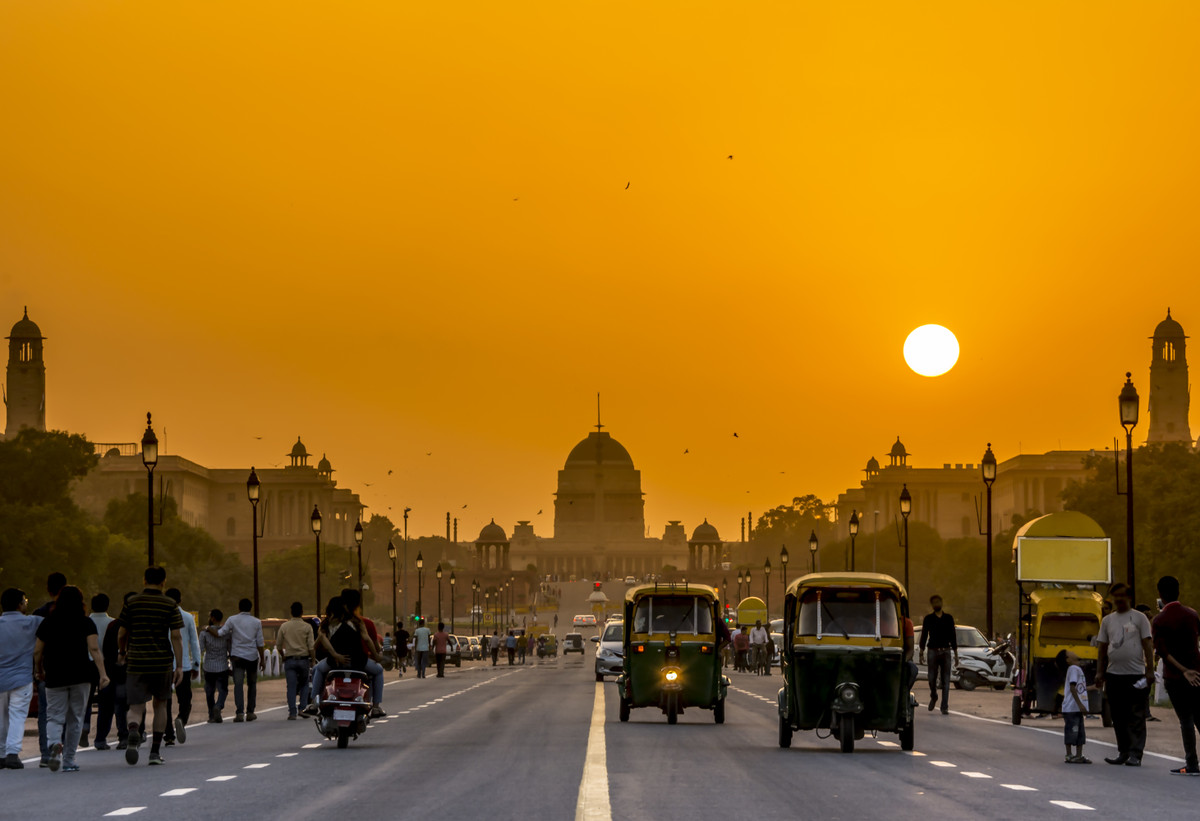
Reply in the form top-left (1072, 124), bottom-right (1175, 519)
top-left (903, 325), bottom-right (960, 377)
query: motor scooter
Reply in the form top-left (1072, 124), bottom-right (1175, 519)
top-left (315, 669), bottom-right (371, 748)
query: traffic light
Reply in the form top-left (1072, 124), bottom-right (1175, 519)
top-left (594, 581), bottom-right (602, 590)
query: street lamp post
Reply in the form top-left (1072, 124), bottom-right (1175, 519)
top-left (436, 563), bottom-right (443, 623)
top-left (848, 509), bottom-right (860, 572)
top-left (354, 520), bottom-right (365, 592)
top-left (402, 508), bottom-right (410, 622)
top-left (745, 569), bottom-right (752, 601)
top-left (510, 575), bottom-right (515, 626)
top-left (387, 540), bottom-right (398, 635)
top-left (1119, 373), bottom-right (1140, 600)
top-left (780, 546), bottom-right (789, 604)
top-left (981, 444), bottom-right (997, 638)
top-left (736, 572), bottom-right (743, 600)
top-left (809, 530), bottom-right (818, 573)
top-left (246, 467), bottom-right (261, 617)
top-left (471, 579), bottom-right (478, 633)
top-left (450, 571), bottom-right (456, 633)
top-left (763, 558), bottom-right (772, 615)
top-left (899, 485), bottom-right (912, 592)
top-left (141, 413), bottom-right (158, 566)
top-left (416, 551), bottom-right (425, 623)
top-left (311, 505), bottom-right (323, 611)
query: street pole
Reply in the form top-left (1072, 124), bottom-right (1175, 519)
top-left (982, 445), bottom-right (997, 639)
top-left (247, 467), bottom-right (261, 618)
top-left (450, 572), bottom-right (456, 633)
top-left (403, 508), bottom-right (410, 622)
top-left (899, 485), bottom-right (912, 592)
top-left (387, 540), bottom-right (398, 634)
top-left (141, 413), bottom-right (158, 567)
top-left (311, 505), bottom-right (323, 613)
top-left (436, 563), bottom-right (443, 624)
top-left (848, 510), bottom-right (859, 572)
top-left (354, 520), bottom-right (364, 592)
top-left (1118, 373), bottom-right (1140, 600)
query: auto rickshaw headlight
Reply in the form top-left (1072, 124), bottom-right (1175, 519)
top-left (837, 684), bottom-right (860, 707)
top-left (665, 670), bottom-right (679, 682)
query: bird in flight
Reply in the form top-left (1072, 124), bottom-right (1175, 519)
top-left (683, 449), bottom-right (689, 454)
top-left (387, 470), bottom-right (393, 475)
top-left (537, 509), bottom-right (543, 515)
top-left (364, 482), bottom-right (373, 487)
top-left (426, 452), bottom-right (432, 456)
top-left (625, 182), bottom-right (630, 189)
top-left (727, 154), bottom-right (733, 159)
top-left (254, 436), bottom-right (263, 440)
top-left (462, 504), bottom-right (468, 509)
top-left (513, 197), bottom-right (519, 201)
top-left (732, 432), bottom-right (739, 438)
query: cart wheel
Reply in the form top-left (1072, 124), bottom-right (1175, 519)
top-left (839, 715), bottom-right (855, 753)
top-left (619, 697), bottom-right (630, 723)
top-left (336, 727), bottom-right (351, 749)
top-left (899, 721), bottom-right (914, 751)
top-left (714, 698), bottom-right (725, 725)
top-left (778, 715), bottom-right (792, 748)
top-left (1011, 695), bottom-right (1022, 726)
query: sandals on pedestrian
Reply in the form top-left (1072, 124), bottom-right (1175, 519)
top-left (1067, 755), bottom-right (1092, 764)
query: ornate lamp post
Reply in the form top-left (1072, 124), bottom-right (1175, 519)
top-left (311, 505), bottom-right (323, 610)
top-left (141, 413), bottom-right (158, 566)
top-left (981, 444), bottom-right (997, 637)
top-left (485, 589), bottom-right (492, 632)
top-left (402, 508), bottom-right (410, 621)
top-left (354, 520), bottom-right (365, 592)
top-left (763, 558), bottom-right (772, 615)
top-left (510, 575), bottom-right (516, 626)
top-left (387, 540), bottom-right (398, 635)
top-left (899, 485), bottom-right (912, 591)
top-left (1119, 373), bottom-right (1140, 599)
top-left (848, 509), bottom-right (860, 571)
top-left (736, 572), bottom-right (744, 600)
top-left (450, 571), bottom-right (456, 633)
top-left (246, 467), bottom-right (261, 617)
top-left (809, 530), bottom-right (818, 573)
top-left (436, 563), bottom-right (444, 623)
top-left (745, 569), bottom-right (752, 601)
top-left (415, 551), bottom-right (425, 622)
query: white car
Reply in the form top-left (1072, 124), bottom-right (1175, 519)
top-left (623, 576), bottom-right (637, 585)
top-left (573, 614), bottom-right (597, 627)
top-left (593, 621), bottom-right (624, 681)
top-left (914, 624), bottom-right (1007, 690)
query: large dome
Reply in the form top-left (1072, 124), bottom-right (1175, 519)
top-left (564, 431), bottom-right (634, 468)
top-left (690, 519), bottom-right (721, 542)
top-left (477, 519), bottom-right (508, 543)
top-left (7, 308), bottom-right (42, 339)
top-left (1154, 309), bottom-right (1186, 339)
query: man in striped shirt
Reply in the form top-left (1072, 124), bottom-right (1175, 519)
top-left (116, 567), bottom-right (183, 767)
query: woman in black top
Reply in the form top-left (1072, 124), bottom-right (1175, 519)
top-left (34, 586), bottom-right (108, 772)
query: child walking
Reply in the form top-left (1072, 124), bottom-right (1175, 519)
top-left (1057, 649), bottom-right (1091, 763)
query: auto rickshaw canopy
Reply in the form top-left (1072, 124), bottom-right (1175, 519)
top-left (624, 583), bottom-right (720, 639)
top-left (784, 571), bottom-right (909, 600)
top-left (1012, 512), bottom-right (1111, 585)
top-left (736, 596), bottom-right (767, 627)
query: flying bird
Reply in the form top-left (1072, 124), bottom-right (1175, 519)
top-left (732, 432), bottom-right (739, 438)
top-left (683, 449), bottom-right (689, 454)
top-left (537, 509), bottom-right (543, 515)
top-left (462, 504), bottom-right (468, 509)
top-left (426, 452), bottom-right (432, 456)
top-left (387, 470), bottom-right (393, 475)
top-left (364, 482), bottom-right (373, 487)
top-left (625, 182), bottom-right (630, 189)
top-left (254, 436), bottom-right (263, 440)
top-left (727, 154), bottom-right (733, 159)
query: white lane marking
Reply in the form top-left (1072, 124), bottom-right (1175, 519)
top-left (906, 751), bottom-right (927, 757)
top-left (960, 772), bottom-right (992, 779)
top-left (1002, 784), bottom-right (1038, 791)
top-left (877, 740), bottom-right (899, 748)
top-left (930, 761), bottom-right (956, 768)
top-left (160, 789), bottom-right (197, 797)
top-left (104, 810), bottom-right (146, 817)
top-left (948, 709), bottom-right (1186, 764)
top-left (301, 744), bottom-right (321, 749)
top-left (276, 753), bottom-right (299, 757)
top-left (575, 681), bottom-right (612, 821)
top-left (1049, 801), bottom-right (1094, 811)
top-left (207, 776), bottom-right (236, 782)
top-left (244, 763), bottom-right (270, 769)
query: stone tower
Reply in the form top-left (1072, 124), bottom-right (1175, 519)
top-left (1147, 309), bottom-right (1192, 445)
top-left (4, 308), bottom-right (46, 439)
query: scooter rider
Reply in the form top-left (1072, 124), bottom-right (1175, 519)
top-left (302, 597), bottom-right (383, 718)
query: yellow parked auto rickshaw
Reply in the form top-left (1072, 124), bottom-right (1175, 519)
top-left (616, 583), bottom-right (729, 725)
top-left (1012, 588), bottom-right (1109, 724)
top-left (777, 573), bottom-right (916, 753)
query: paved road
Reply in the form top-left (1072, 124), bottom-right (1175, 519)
top-left (5, 586), bottom-right (1199, 820)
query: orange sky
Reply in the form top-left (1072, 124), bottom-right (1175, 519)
top-left (2, 2), bottom-right (1199, 544)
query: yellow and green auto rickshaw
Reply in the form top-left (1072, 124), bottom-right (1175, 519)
top-left (778, 573), bottom-right (916, 753)
top-left (617, 583), bottom-right (729, 725)
top-left (1012, 588), bottom-right (1108, 724)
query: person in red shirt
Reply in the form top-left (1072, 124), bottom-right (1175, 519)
top-left (1151, 575), bottom-right (1200, 776)
top-left (433, 622), bottom-right (450, 678)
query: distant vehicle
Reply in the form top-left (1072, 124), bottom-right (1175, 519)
top-left (563, 633), bottom-right (586, 654)
top-left (594, 621), bottom-right (624, 681)
top-left (573, 614), bottom-right (597, 627)
top-left (914, 624), bottom-right (1007, 690)
top-left (455, 636), bottom-right (476, 661)
top-left (624, 576), bottom-right (637, 585)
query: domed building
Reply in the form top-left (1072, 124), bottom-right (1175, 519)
top-left (4, 307), bottom-right (46, 439)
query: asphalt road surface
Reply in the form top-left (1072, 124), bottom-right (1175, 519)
top-left (6, 589), bottom-right (1199, 819)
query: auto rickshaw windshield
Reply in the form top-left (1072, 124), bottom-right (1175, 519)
top-left (631, 596), bottom-right (714, 635)
top-left (1038, 613), bottom-right (1099, 646)
top-left (797, 588), bottom-right (900, 638)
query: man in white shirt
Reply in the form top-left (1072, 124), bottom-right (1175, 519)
top-left (164, 588), bottom-right (200, 745)
top-left (209, 598), bottom-right (264, 722)
top-left (749, 620), bottom-right (770, 674)
top-left (80, 593), bottom-right (114, 749)
top-left (1096, 582), bottom-right (1155, 767)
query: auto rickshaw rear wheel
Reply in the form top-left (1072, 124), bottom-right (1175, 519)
top-left (778, 716), bottom-right (792, 748)
top-left (619, 697), bottom-right (630, 723)
top-left (714, 698), bottom-right (725, 724)
top-left (838, 715), bottom-right (855, 753)
top-left (899, 722), bottom-right (914, 751)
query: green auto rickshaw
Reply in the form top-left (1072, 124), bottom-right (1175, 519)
top-left (778, 573), bottom-right (916, 753)
top-left (616, 583), bottom-right (729, 725)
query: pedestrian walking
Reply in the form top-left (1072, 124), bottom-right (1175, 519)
top-left (506, 630), bottom-right (517, 665)
top-left (1056, 649), bottom-right (1091, 763)
top-left (32, 571), bottom-right (67, 767)
top-left (80, 592), bottom-right (113, 750)
top-left (1150, 575), bottom-right (1200, 776)
top-left (527, 633), bottom-right (536, 664)
top-left (162, 588), bottom-right (199, 746)
top-left (413, 619), bottom-right (432, 679)
top-left (34, 586), bottom-right (109, 772)
top-left (1095, 582), bottom-right (1154, 766)
top-left (490, 631), bottom-right (500, 666)
top-left (0, 587), bottom-right (43, 769)
top-left (394, 623), bottom-right (410, 675)
top-left (198, 609), bottom-right (230, 722)
top-left (517, 631), bottom-right (527, 665)
top-left (277, 601), bottom-right (316, 720)
top-left (211, 598), bottom-right (264, 723)
top-left (749, 620), bottom-right (770, 675)
top-left (117, 566), bottom-right (184, 766)
top-left (434, 622), bottom-right (450, 677)
top-left (918, 594), bottom-right (958, 714)
top-left (733, 626), bottom-right (749, 672)
top-left (98, 592), bottom-right (136, 750)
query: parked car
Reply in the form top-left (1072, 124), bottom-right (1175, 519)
top-left (563, 632), bottom-right (586, 654)
top-left (573, 614), bottom-right (597, 627)
top-left (455, 636), bottom-right (476, 661)
top-left (444, 635), bottom-right (463, 668)
top-left (593, 621), bottom-right (624, 681)
top-left (467, 636), bottom-right (482, 660)
top-left (914, 624), bottom-right (1008, 690)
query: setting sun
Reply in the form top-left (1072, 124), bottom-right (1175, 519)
top-left (904, 325), bottom-right (960, 378)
